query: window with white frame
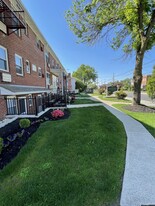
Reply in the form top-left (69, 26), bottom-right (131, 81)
top-left (38, 67), bottom-right (42, 77)
top-left (45, 52), bottom-right (50, 65)
top-left (46, 72), bottom-right (50, 85)
top-left (32, 64), bottom-right (37, 72)
top-left (0, 45), bottom-right (9, 71)
top-left (24, 23), bottom-right (29, 36)
top-left (53, 75), bottom-right (57, 87)
top-left (25, 60), bottom-right (30, 74)
top-left (15, 54), bottom-right (23, 75)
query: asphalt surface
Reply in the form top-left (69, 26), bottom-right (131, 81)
top-left (126, 91), bottom-right (153, 102)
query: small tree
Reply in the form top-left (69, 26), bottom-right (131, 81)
top-left (147, 68), bottom-right (155, 100)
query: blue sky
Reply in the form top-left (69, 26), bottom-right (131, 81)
top-left (21, 0), bottom-right (155, 85)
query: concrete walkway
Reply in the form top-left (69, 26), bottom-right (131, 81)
top-left (102, 103), bottom-right (155, 206)
top-left (68, 101), bottom-right (155, 206)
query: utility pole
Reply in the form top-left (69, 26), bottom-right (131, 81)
top-left (113, 73), bottom-right (115, 84)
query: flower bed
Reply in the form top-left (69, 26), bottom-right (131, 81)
top-left (0, 109), bottom-right (70, 170)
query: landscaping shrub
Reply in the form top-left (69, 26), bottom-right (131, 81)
top-left (115, 90), bottom-right (127, 99)
top-left (19, 119), bottom-right (31, 128)
top-left (98, 84), bottom-right (106, 94)
top-left (0, 137), bottom-right (3, 155)
top-left (51, 109), bottom-right (64, 118)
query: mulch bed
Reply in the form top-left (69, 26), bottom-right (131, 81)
top-left (0, 109), bottom-right (70, 170)
top-left (123, 104), bottom-right (155, 113)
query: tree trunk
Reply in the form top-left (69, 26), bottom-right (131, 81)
top-left (133, 51), bottom-right (144, 105)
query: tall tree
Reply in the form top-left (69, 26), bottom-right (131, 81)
top-left (72, 64), bottom-right (97, 85)
top-left (66, 0), bottom-right (155, 105)
top-left (146, 66), bottom-right (155, 100)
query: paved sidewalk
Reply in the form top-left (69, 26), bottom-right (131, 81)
top-left (67, 103), bottom-right (103, 108)
top-left (102, 103), bottom-right (155, 206)
top-left (68, 101), bottom-right (155, 206)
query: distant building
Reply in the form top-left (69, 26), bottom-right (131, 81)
top-left (141, 75), bottom-right (151, 90)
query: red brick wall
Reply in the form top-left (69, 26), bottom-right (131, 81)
top-left (0, 97), bottom-right (7, 120)
top-left (0, 25), bottom-right (46, 87)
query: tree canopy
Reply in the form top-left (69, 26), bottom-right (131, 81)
top-left (66, 0), bottom-right (155, 105)
top-left (146, 66), bottom-right (155, 100)
top-left (72, 64), bottom-right (97, 85)
top-left (66, 0), bottom-right (155, 52)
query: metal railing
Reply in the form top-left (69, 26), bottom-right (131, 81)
top-left (6, 94), bottom-right (67, 116)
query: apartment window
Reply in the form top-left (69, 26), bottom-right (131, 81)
top-left (24, 24), bottom-right (29, 36)
top-left (15, 54), bottom-right (23, 76)
top-left (45, 53), bottom-right (48, 62)
top-left (56, 64), bottom-right (59, 69)
top-left (40, 42), bottom-right (44, 51)
top-left (36, 39), bottom-right (41, 49)
top-left (52, 59), bottom-right (55, 66)
top-left (25, 60), bottom-right (30, 74)
top-left (0, 45), bottom-right (9, 71)
top-left (32, 64), bottom-right (37, 72)
top-left (46, 72), bottom-right (50, 85)
top-left (38, 67), bottom-right (42, 77)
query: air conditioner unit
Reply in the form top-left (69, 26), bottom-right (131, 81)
top-left (2, 73), bottom-right (12, 82)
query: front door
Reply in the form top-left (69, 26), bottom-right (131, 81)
top-left (18, 98), bottom-right (27, 114)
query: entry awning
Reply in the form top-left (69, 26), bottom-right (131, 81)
top-left (0, 84), bottom-right (52, 95)
top-left (0, 0), bottom-right (25, 35)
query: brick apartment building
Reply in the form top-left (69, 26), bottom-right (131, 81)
top-left (0, 0), bottom-right (68, 120)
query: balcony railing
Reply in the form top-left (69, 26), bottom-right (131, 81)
top-left (0, 0), bottom-right (26, 35)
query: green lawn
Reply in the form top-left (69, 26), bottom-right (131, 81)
top-left (98, 95), bottom-right (131, 103)
top-left (73, 98), bottom-right (101, 104)
top-left (0, 107), bottom-right (126, 206)
top-left (113, 104), bottom-right (155, 138)
top-left (75, 93), bottom-right (90, 97)
top-left (90, 93), bottom-right (131, 103)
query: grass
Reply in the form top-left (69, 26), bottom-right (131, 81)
top-left (90, 93), bottom-right (131, 103)
top-left (75, 93), bottom-right (90, 97)
top-left (0, 107), bottom-right (126, 206)
top-left (113, 104), bottom-right (155, 138)
top-left (98, 95), bottom-right (131, 103)
top-left (73, 98), bottom-right (101, 104)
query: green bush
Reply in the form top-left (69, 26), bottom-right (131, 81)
top-left (98, 87), bottom-right (105, 94)
top-left (75, 78), bottom-right (87, 92)
top-left (0, 137), bottom-right (3, 154)
top-left (19, 119), bottom-right (31, 129)
top-left (107, 90), bottom-right (113, 95)
top-left (115, 90), bottom-right (127, 99)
